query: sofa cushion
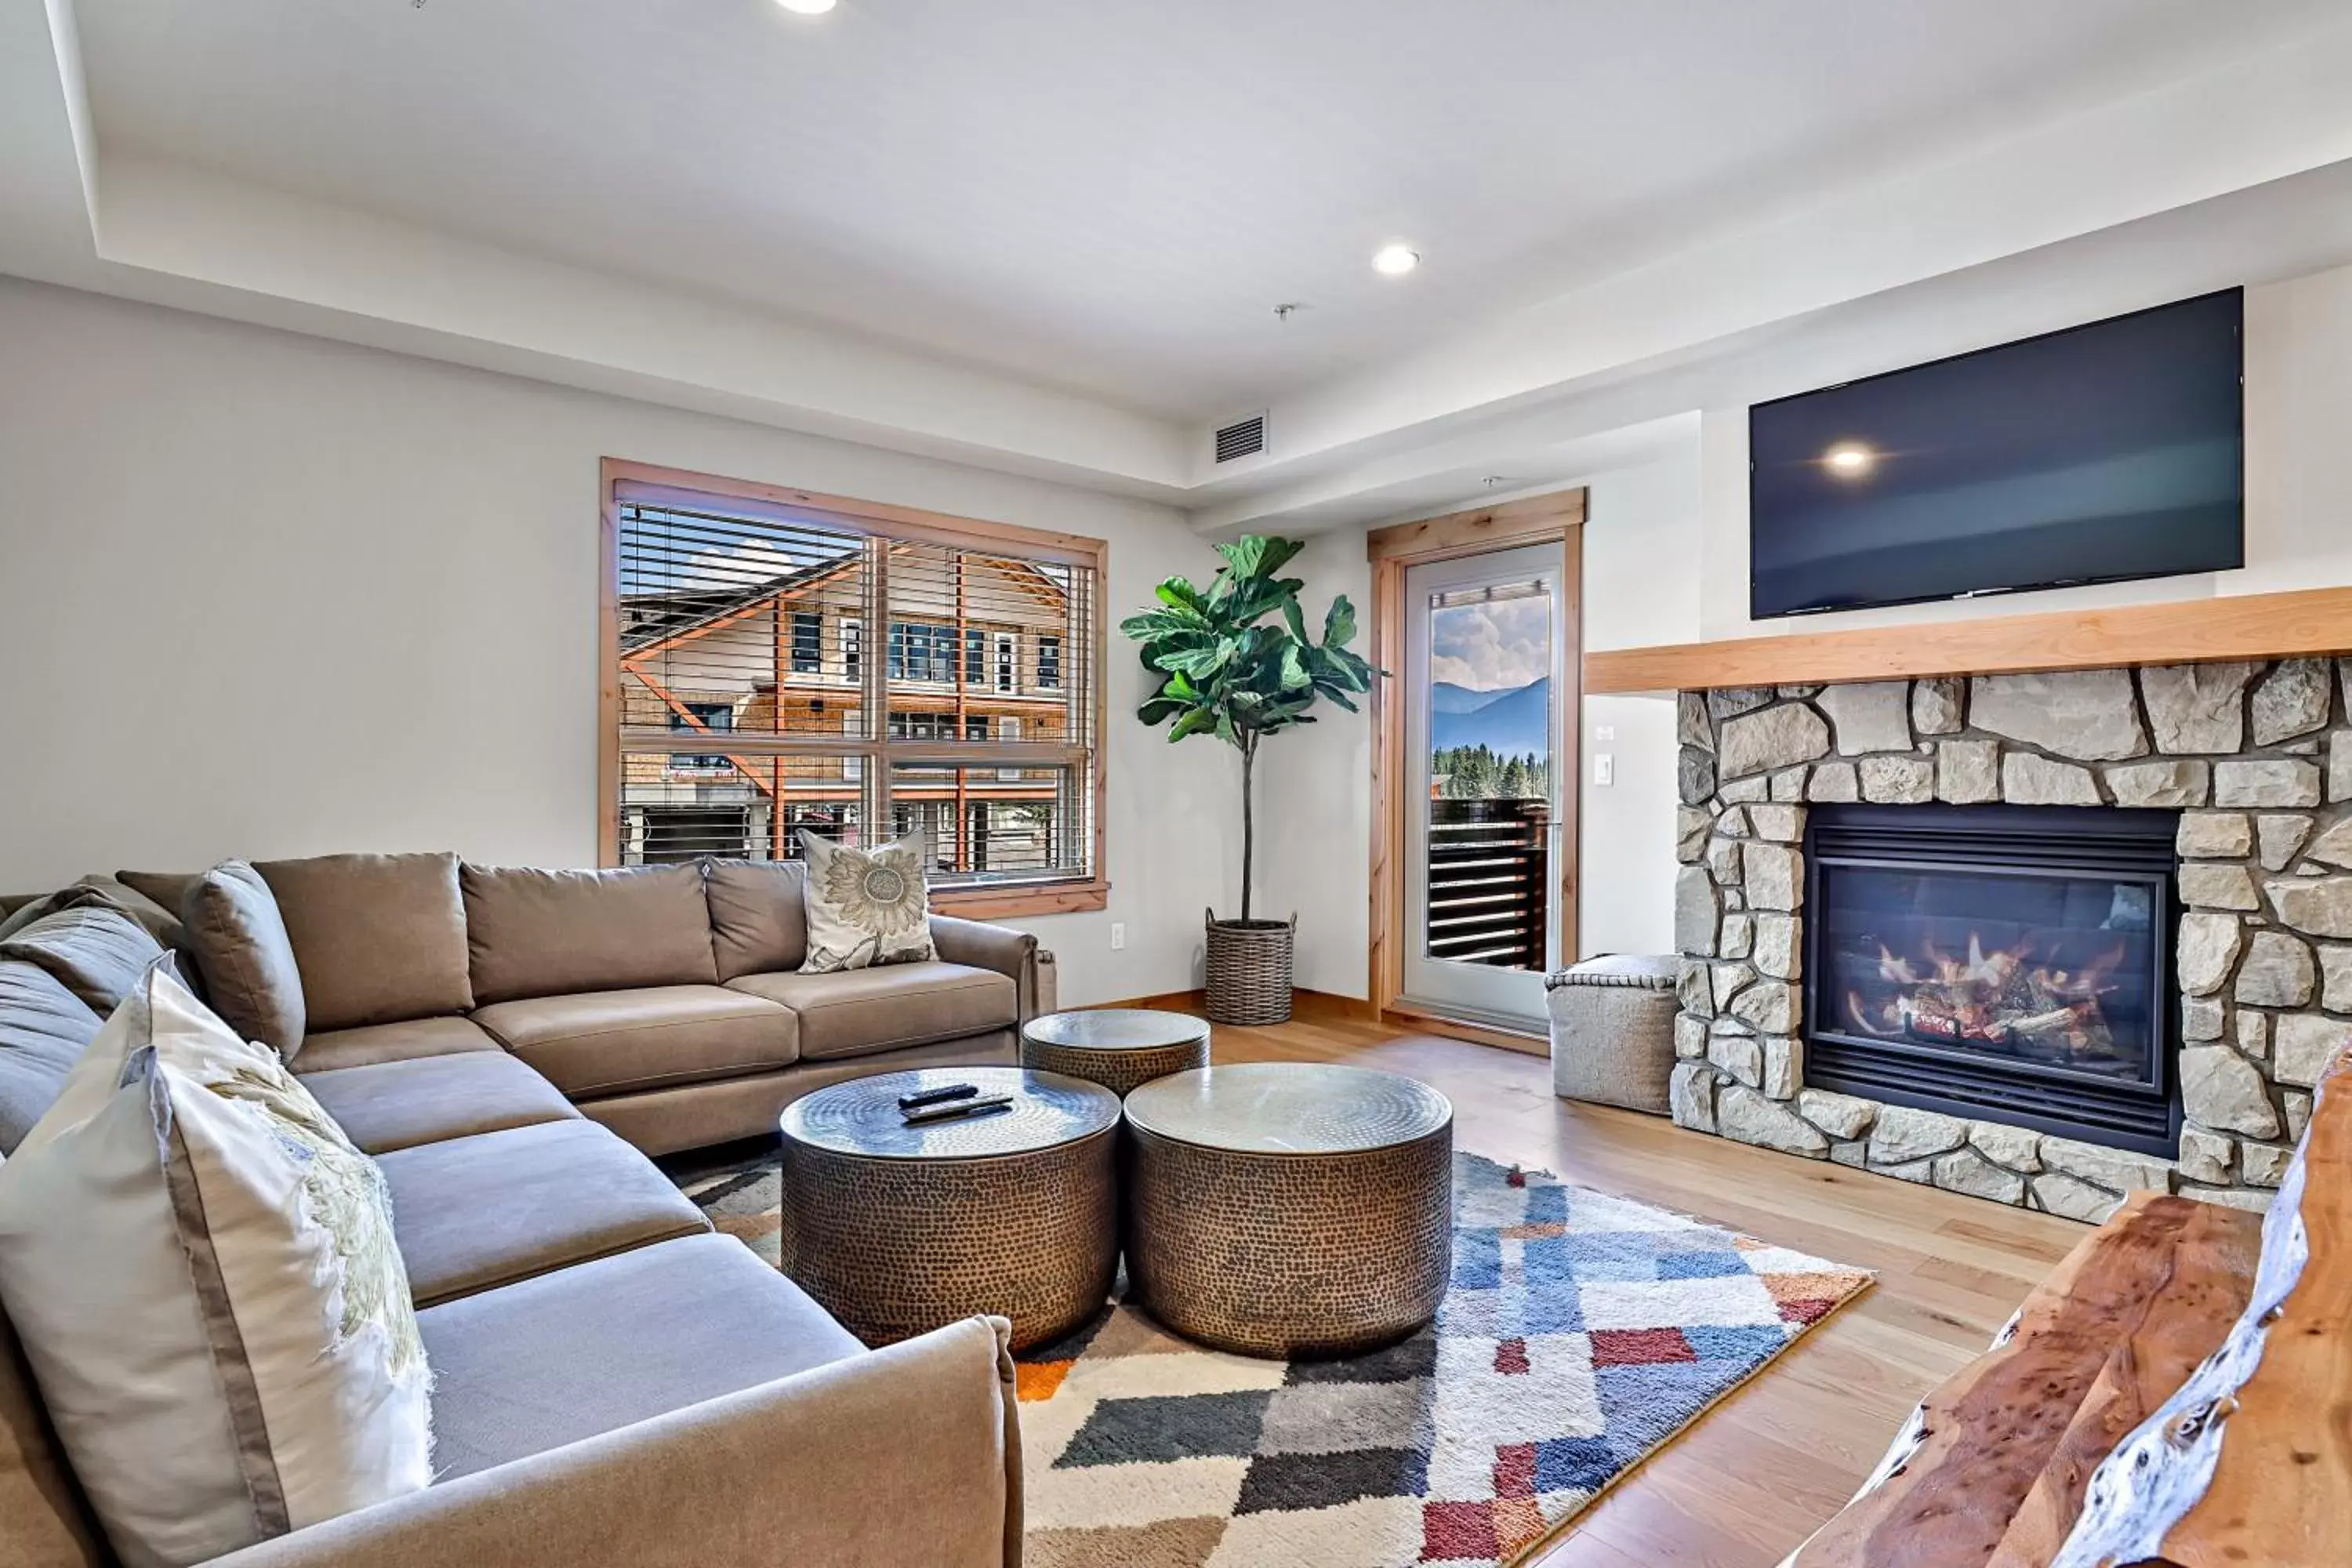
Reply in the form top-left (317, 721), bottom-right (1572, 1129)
top-left (724, 961), bottom-right (1014, 1062)
top-left (113, 870), bottom-right (199, 923)
top-left (798, 830), bottom-right (937, 973)
top-left (0, 877), bottom-right (182, 949)
top-left (256, 852), bottom-right (474, 1033)
top-left (182, 862), bottom-right (307, 1056)
top-left (704, 859), bottom-right (808, 981)
top-left (462, 864), bottom-right (719, 1005)
top-left (418, 1233), bottom-right (862, 1481)
top-left (0, 962), bottom-right (432, 1568)
top-left (471, 985), bottom-right (797, 1098)
top-left (0, 963), bottom-right (102, 1158)
top-left (0, 907), bottom-right (162, 1018)
top-left (376, 1120), bottom-right (709, 1307)
top-left (292, 1014), bottom-right (502, 1076)
top-left (297, 1051), bottom-right (579, 1156)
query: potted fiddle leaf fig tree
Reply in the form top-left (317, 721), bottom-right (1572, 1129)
top-left (1123, 535), bottom-right (1374, 1024)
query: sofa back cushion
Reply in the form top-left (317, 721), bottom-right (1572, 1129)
top-left (0, 964), bottom-right (103, 1159)
top-left (181, 863), bottom-right (308, 1057)
top-left (255, 853), bottom-right (474, 1034)
top-left (0, 878), bottom-right (180, 950)
top-left (461, 864), bottom-right (718, 1005)
top-left (0, 908), bottom-right (165, 1018)
top-left (704, 860), bottom-right (808, 980)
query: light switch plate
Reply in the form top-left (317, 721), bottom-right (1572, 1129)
top-left (1593, 753), bottom-right (1615, 786)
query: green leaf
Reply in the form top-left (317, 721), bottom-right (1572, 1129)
top-left (1168, 707), bottom-right (1221, 742)
top-left (1154, 577), bottom-right (1203, 611)
top-left (1322, 593), bottom-right (1359, 649)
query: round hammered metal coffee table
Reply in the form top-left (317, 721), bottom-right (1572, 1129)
top-left (1021, 1008), bottom-right (1212, 1097)
top-left (1124, 1062), bottom-right (1454, 1359)
top-left (777, 1066), bottom-right (1120, 1353)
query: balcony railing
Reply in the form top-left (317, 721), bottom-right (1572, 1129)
top-left (1425, 797), bottom-right (1551, 971)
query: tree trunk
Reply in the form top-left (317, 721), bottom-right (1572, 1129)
top-left (1240, 735), bottom-right (1256, 922)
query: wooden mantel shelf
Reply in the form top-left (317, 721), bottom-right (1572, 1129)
top-left (1584, 585), bottom-right (2352, 693)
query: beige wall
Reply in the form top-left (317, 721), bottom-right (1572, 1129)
top-left (0, 276), bottom-right (1236, 1004)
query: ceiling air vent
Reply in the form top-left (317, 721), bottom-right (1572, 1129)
top-left (1213, 412), bottom-right (1269, 464)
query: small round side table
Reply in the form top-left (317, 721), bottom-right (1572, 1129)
top-left (777, 1066), bottom-right (1120, 1352)
top-left (1020, 1008), bottom-right (1211, 1098)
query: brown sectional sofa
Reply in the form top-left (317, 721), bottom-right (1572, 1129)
top-left (0, 853), bottom-right (1047, 1568)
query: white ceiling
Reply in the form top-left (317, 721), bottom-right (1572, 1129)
top-left (72, 0), bottom-right (2347, 423)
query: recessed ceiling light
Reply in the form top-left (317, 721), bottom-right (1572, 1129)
top-left (1372, 243), bottom-right (1420, 277)
top-left (776, 0), bottom-right (836, 13)
top-left (1824, 443), bottom-right (1877, 477)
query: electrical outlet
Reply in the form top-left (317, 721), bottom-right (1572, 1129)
top-left (1109, 922), bottom-right (1127, 950)
top-left (1592, 753), bottom-right (1615, 787)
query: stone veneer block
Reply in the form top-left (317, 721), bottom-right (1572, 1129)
top-left (2177, 912), bottom-right (2245, 996)
top-left (1730, 979), bottom-right (1798, 1034)
top-left (2176, 1127), bottom-right (2234, 1185)
top-left (2258, 814), bottom-right (2317, 872)
top-left (2177, 811), bottom-right (2253, 859)
top-left (1933, 1149), bottom-right (2027, 1205)
top-left (1751, 913), bottom-right (1798, 982)
top-left (1911, 677), bottom-right (1963, 736)
top-left (2332, 731), bottom-right (2352, 804)
top-left (2141, 662), bottom-right (2256, 753)
top-left (1807, 761), bottom-right (1858, 802)
top-left (1676, 692), bottom-right (1713, 750)
top-left (1715, 1084), bottom-right (1826, 1156)
top-left (1759, 1037), bottom-right (1801, 1100)
top-left (2274, 1014), bottom-right (2352, 1087)
top-left (1708, 1033), bottom-right (1762, 1088)
top-left (1966, 1121), bottom-right (2042, 1172)
top-left (2237, 1010), bottom-right (2271, 1062)
top-left (2038, 1136), bottom-right (2171, 1196)
top-left (1674, 866), bottom-right (1719, 956)
top-left (1719, 776), bottom-right (1769, 805)
top-left (1675, 807), bottom-right (1711, 864)
top-left (1748, 804), bottom-right (1804, 843)
top-left (1797, 1089), bottom-right (1876, 1139)
top-left (2215, 758), bottom-right (2321, 808)
top-left (2180, 1045), bottom-right (2281, 1138)
top-left (2267, 875), bottom-right (2352, 938)
top-left (1935, 739), bottom-right (2000, 804)
top-left (2179, 862), bottom-right (2259, 912)
top-left (1859, 755), bottom-right (1933, 804)
top-left (1717, 703), bottom-right (1831, 780)
top-left (1708, 687), bottom-right (1774, 720)
top-left (2252, 659), bottom-right (2332, 746)
top-left (1674, 1014), bottom-right (1708, 1060)
top-left (2180, 995), bottom-right (2225, 1041)
top-left (1969, 670), bottom-right (2145, 760)
top-left (2238, 1142), bottom-right (2292, 1188)
top-left (1719, 912), bottom-right (1754, 962)
top-left (2001, 751), bottom-right (2101, 805)
top-left (2321, 945), bottom-right (2352, 1012)
top-left (2105, 760), bottom-right (2210, 808)
top-left (2304, 816), bottom-right (2352, 869)
top-left (1677, 746), bottom-right (1717, 805)
top-left (1815, 681), bottom-right (1911, 756)
top-left (2034, 1171), bottom-right (2126, 1224)
top-left (1742, 843), bottom-right (1802, 912)
top-left (1769, 769), bottom-right (1807, 802)
top-left (1867, 1105), bottom-right (1968, 1164)
top-left (2234, 930), bottom-right (2314, 1007)
top-left (1669, 1062), bottom-right (1716, 1133)
top-left (1706, 836), bottom-right (1742, 887)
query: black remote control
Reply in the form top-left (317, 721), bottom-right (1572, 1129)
top-left (902, 1094), bottom-right (1014, 1125)
top-left (898, 1082), bottom-right (980, 1111)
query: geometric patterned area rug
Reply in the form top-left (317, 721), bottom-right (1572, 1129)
top-left (677, 1147), bottom-right (1871, 1568)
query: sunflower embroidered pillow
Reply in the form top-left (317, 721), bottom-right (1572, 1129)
top-left (798, 829), bottom-right (938, 973)
top-left (0, 960), bottom-right (432, 1568)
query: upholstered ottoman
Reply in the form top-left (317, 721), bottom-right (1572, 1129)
top-left (1544, 954), bottom-right (1679, 1114)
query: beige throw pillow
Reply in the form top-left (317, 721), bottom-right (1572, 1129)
top-left (797, 830), bottom-right (937, 974)
top-left (0, 961), bottom-right (432, 1568)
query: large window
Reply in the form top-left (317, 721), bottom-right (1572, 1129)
top-left (603, 460), bottom-right (1105, 915)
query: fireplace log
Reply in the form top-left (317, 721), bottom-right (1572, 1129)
top-left (2049, 1044), bottom-right (2352, 1568)
top-left (1787, 1192), bottom-right (2261, 1567)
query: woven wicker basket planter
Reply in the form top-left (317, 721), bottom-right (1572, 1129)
top-left (1203, 910), bottom-right (1295, 1025)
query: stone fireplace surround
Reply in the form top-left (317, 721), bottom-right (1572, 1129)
top-left (1669, 657), bottom-right (2352, 1222)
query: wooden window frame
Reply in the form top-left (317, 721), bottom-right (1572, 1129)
top-left (1366, 489), bottom-right (1587, 1035)
top-left (599, 458), bottom-right (1111, 919)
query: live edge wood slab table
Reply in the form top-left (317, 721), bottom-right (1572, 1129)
top-left (1790, 1041), bottom-right (2352, 1568)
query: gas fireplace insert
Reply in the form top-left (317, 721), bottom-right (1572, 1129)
top-left (1803, 803), bottom-right (2180, 1156)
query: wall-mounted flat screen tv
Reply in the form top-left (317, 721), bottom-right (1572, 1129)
top-left (1749, 289), bottom-right (2243, 620)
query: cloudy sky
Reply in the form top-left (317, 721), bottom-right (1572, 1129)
top-left (1430, 597), bottom-right (1551, 691)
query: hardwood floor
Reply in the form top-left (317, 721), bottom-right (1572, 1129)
top-left (1207, 1011), bottom-right (2089, 1568)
